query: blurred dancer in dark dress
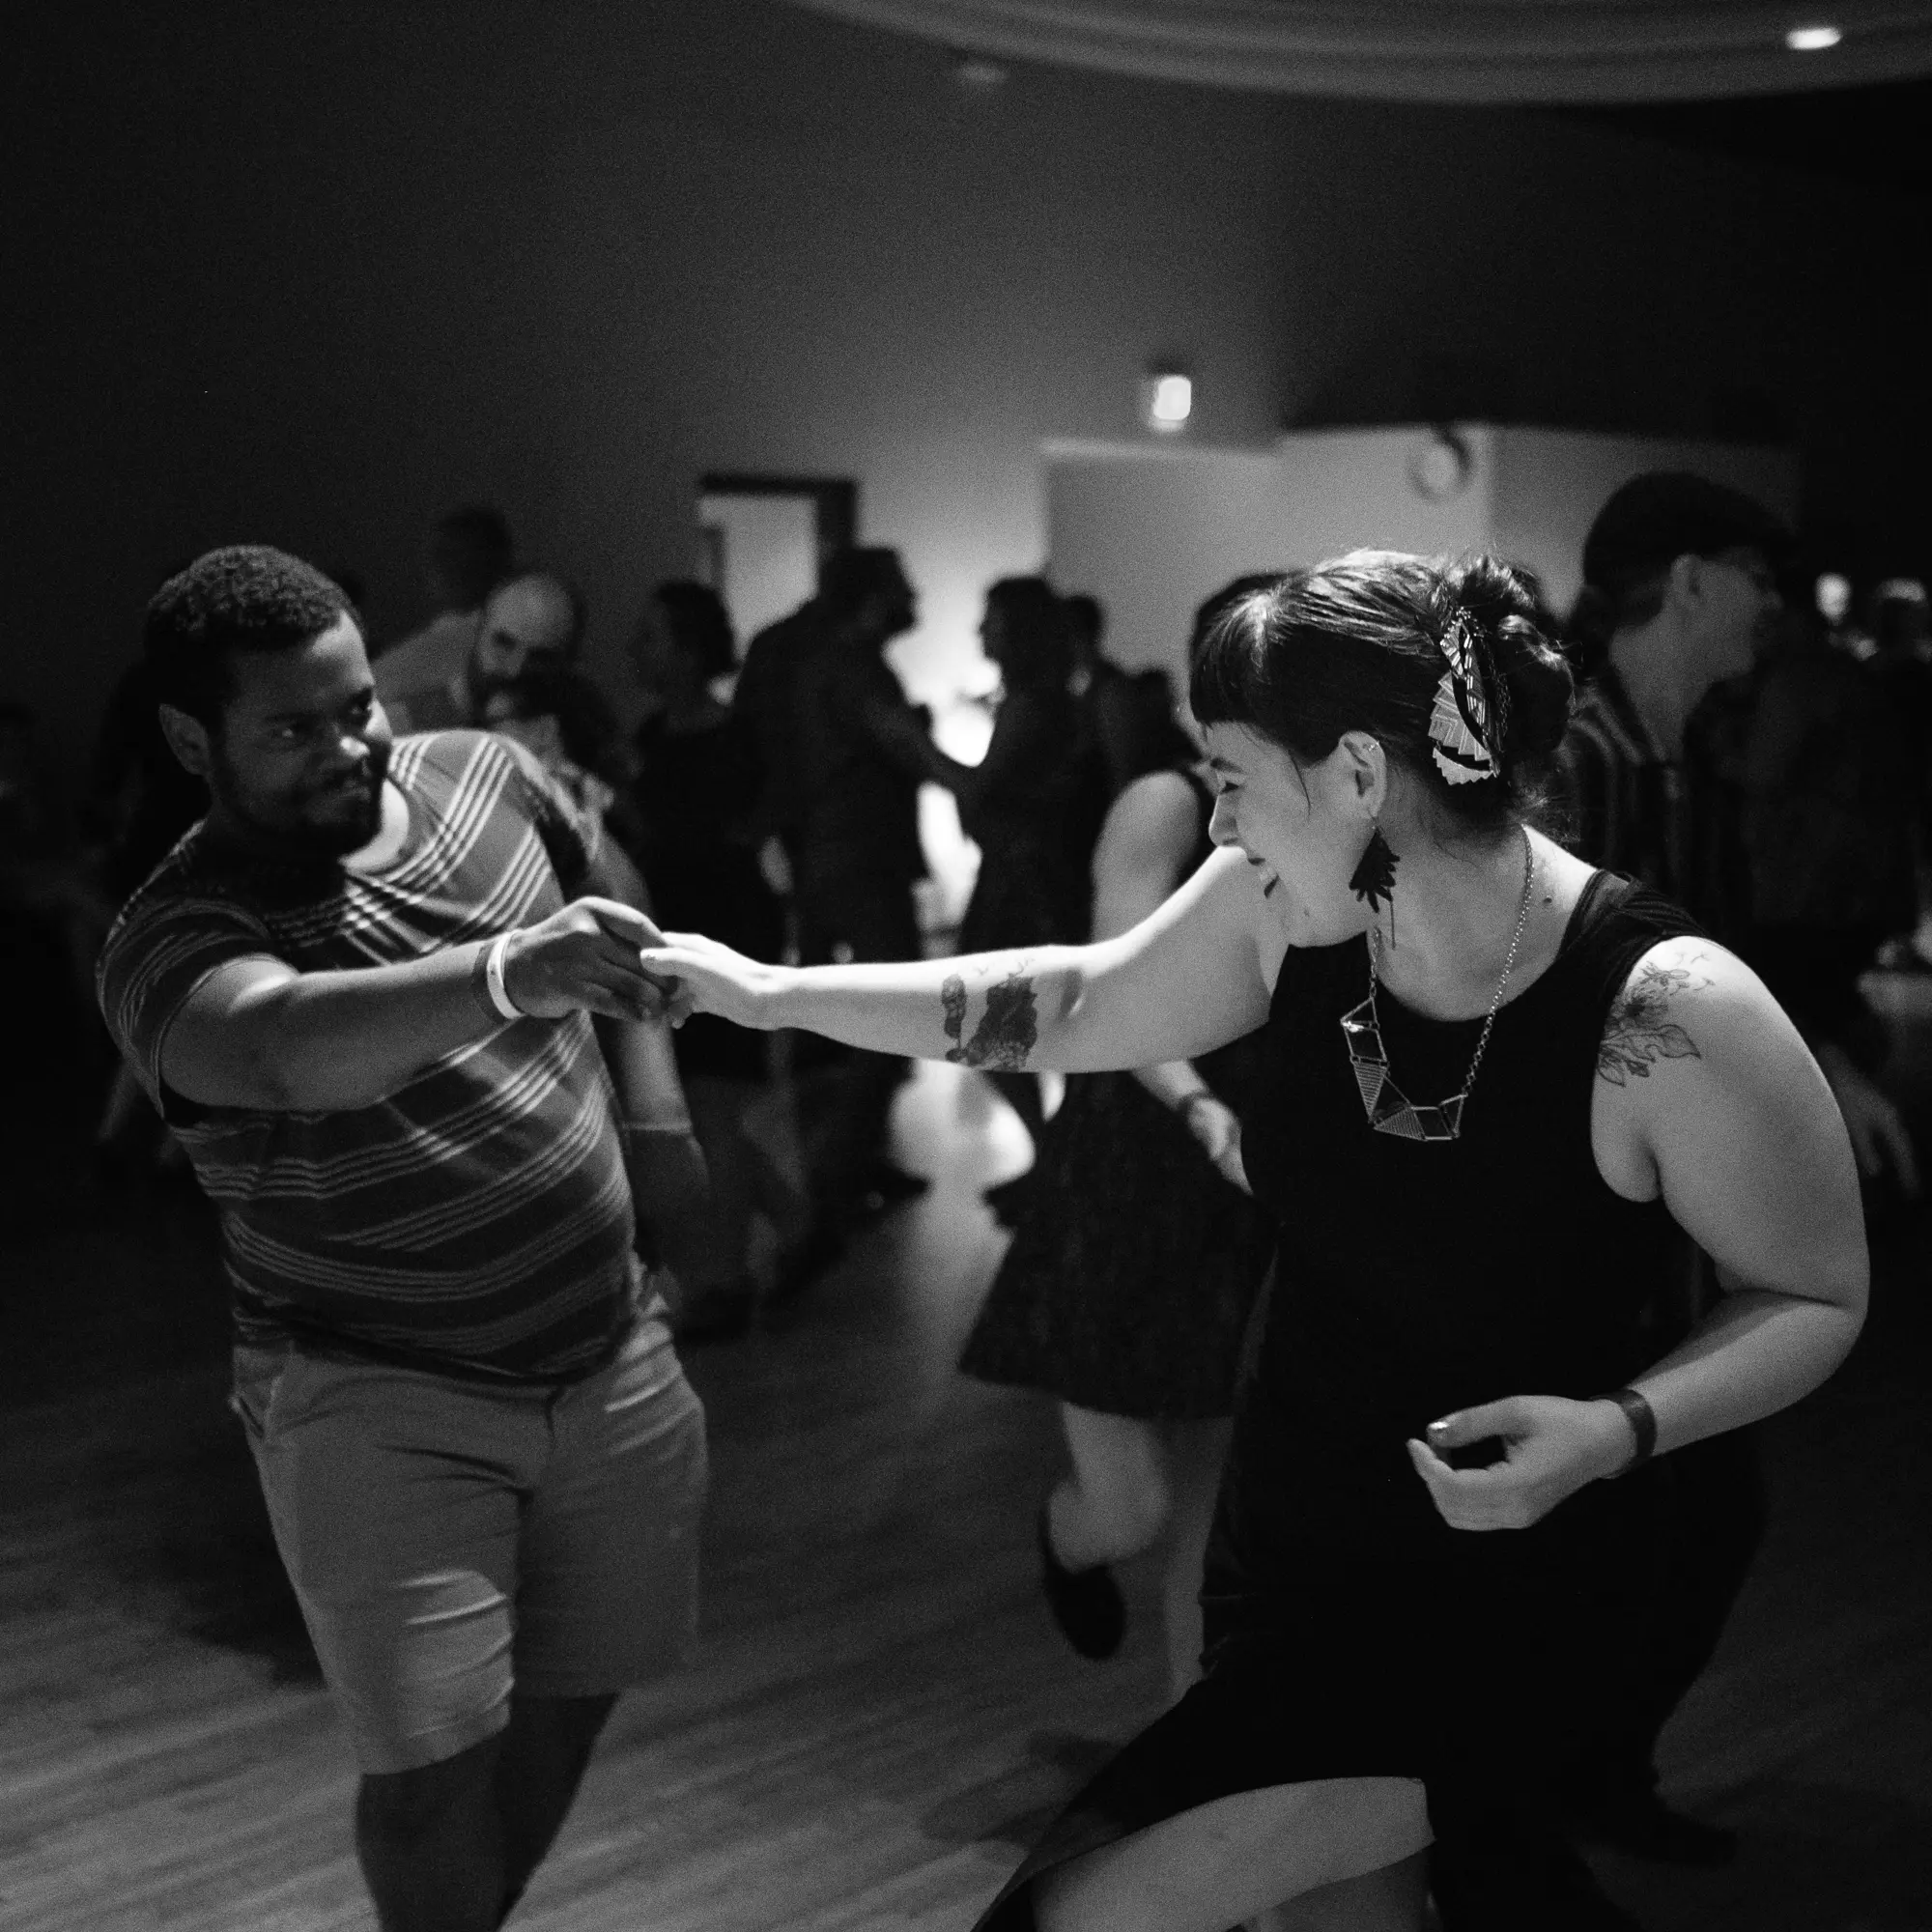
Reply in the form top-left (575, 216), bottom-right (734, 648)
top-left (643, 550), bottom-right (1867, 1931)
top-left (904, 578), bottom-right (1090, 1151)
top-left (631, 582), bottom-right (809, 1338)
top-left (961, 587), bottom-right (1274, 1696)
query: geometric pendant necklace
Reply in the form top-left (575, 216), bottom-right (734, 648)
top-left (1339, 827), bottom-right (1535, 1142)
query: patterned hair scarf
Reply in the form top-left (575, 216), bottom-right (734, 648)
top-left (1427, 609), bottom-right (1508, 785)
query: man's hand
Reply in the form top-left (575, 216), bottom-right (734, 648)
top-left (1816, 1044), bottom-right (1921, 1198)
top-left (1406, 1394), bottom-right (1635, 1531)
top-left (503, 898), bottom-right (673, 1022)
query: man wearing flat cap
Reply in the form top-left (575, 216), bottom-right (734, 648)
top-left (1545, 469), bottom-right (1917, 1872)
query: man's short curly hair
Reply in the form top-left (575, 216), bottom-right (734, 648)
top-left (145, 546), bottom-right (358, 728)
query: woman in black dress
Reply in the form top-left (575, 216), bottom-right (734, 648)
top-left (639, 552), bottom-right (1868, 1930)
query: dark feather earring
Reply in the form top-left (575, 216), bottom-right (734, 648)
top-left (1350, 821), bottom-right (1399, 941)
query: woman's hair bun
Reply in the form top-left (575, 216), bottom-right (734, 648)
top-left (1448, 554), bottom-right (1575, 764)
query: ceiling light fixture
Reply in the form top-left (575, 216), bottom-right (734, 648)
top-left (1785, 23), bottom-right (1843, 49)
top-left (1140, 368), bottom-right (1194, 435)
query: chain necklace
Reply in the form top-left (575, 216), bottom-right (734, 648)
top-left (1339, 826), bottom-right (1535, 1142)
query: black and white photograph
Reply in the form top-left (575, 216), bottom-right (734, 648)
top-left (4, 4), bottom-right (1931, 1929)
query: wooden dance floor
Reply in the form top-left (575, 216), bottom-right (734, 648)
top-left (3, 1058), bottom-right (1929, 1931)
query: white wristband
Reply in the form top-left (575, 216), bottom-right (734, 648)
top-left (482, 933), bottom-right (525, 1020)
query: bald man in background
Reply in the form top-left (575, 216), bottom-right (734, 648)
top-left (376, 504), bottom-right (515, 729)
top-left (401, 571), bottom-right (626, 802)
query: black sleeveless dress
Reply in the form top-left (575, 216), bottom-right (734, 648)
top-left (972, 874), bottom-right (1704, 1931)
top-left (957, 769), bottom-right (1274, 1418)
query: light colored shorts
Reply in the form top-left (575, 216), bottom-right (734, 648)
top-left (231, 1312), bottom-right (706, 1775)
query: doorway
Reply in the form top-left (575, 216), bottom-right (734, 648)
top-left (696, 474), bottom-right (859, 653)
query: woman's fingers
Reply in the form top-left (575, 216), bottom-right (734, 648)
top-left (1406, 1433), bottom-right (1541, 1531)
top-left (1424, 1396), bottom-right (1532, 1452)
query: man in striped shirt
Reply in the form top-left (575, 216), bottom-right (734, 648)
top-left (98, 547), bottom-right (707, 1932)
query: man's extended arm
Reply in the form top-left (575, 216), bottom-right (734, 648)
top-left (157, 896), bottom-right (668, 1115)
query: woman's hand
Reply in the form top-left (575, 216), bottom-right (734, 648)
top-left (634, 930), bottom-right (780, 1032)
top-left (1405, 1395), bottom-right (1635, 1531)
top-left (1182, 1094), bottom-right (1251, 1196)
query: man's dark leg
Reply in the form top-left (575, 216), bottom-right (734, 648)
top-left (493, 1691), bottom-right (619, 1923)
top-left (356, 1735), bottom-right (507, 1932)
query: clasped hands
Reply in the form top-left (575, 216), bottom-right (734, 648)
top-left (1405, 1394), bottom-right (1639, 1532)
top-left (497, 899), bottom-right (761, 1029)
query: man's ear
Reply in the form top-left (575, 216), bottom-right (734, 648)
top-left (1665, 553), bottom-right (1704, 613)
top-left (157, 702), bottom-right (213, 780)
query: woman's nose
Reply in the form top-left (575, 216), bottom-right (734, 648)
top-left (1208, 793), bottom-right (1238, 843)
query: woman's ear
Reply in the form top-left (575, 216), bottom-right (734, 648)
top-left (1335, 730), bottom-right (1387, 813)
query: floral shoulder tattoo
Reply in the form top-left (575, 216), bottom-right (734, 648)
top-left (1598, 955), bottom-right (1712, 1086)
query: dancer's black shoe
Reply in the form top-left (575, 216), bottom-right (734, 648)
top-left (1572, 1789), bottom-right (1737, 1867)
top-left (1036, 1505), bottom-right (1124, 1660)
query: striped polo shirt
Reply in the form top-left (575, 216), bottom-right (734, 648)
top-left (97, 730), bottom-right (639, 1382)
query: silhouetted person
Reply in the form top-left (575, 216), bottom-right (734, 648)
top-left (1063, 590), bottom-right (1140, 809)
top-left (375, 504), bottom-right (514, 731)
top-left (735, 546), bottom-right (932, 1241)
top-left (904, 576), bottom-right (1089, 1151)
top-left (630, 581), bottom-right (808, 1338)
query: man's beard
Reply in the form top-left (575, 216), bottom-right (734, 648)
top-left (209, 747), bottom-right (387, 862)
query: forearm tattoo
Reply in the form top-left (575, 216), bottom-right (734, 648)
top-left (1598, 960), bottom-right (1710, 1085)
top-left (940, 965), bottom-right (1040, 1070)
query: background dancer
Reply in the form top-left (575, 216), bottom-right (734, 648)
top-left (1550, 471), bottom-right (1918, 1867)
top-left (629, 578), bottom-right (810, 1339)
top-left (638, 551), bottom-right (1867, 1932)
top-left (904, 576), bottom-right (1094, 1157)
top-left (959, 579), bottom-right (1276, 1698)
top-left (96, 547), bottom-right (708, 1932)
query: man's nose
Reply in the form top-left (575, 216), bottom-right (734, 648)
top-left (1208, 794), bottom-right (1238, 842)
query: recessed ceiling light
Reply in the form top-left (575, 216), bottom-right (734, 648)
top-left (1785, 23), bottom-right (1842, 50)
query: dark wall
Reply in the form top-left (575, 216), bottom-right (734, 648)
top-left (5, 0), bottom-right (1925, 775)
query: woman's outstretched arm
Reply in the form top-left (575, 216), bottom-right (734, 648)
top-left (640, 843), bottom-right (1280, 1078)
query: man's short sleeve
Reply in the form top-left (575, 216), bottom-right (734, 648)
top-left (489, 730), bottom-right (606, 895)
top-left (96, 891), bottom-right (283, 1120)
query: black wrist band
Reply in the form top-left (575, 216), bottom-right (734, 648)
top-left (1605, 1386), bottom-right (1658, 1474)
